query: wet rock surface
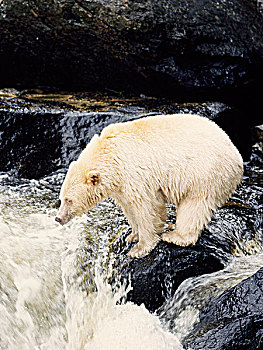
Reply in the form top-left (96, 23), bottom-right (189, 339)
top-left (183, 267), bottom-right (263, 350)
top-left (0, 90), bottom-right (146, 178)
top-left (113, 238), bottom-right (224, 313)
top-left (0, 88), bottom-right (257, 178)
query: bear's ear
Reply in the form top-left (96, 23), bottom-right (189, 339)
top-left (86, 170), bottom-right (100, 185)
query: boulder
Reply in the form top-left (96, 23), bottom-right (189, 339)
top-left (183, 268), bottom-right (263, 349)
top-left (0, 90), bottom-right (145, 178)
top-left (0, 0), bottom-right (262, 104)
top-left (113, 237), bottom-right (224, 313)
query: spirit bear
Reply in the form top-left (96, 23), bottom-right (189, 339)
top-left (55, 114), bottom-right (243, 258)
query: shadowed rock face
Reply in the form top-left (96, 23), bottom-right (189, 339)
top-left (0, 0), bottom-right (262, 100)
top-left (0, 102), bottom-right (142, 178)
top-left (1, 89), bottom-right (248, 179)
top-left (183, 268), bottom-right (263, 349)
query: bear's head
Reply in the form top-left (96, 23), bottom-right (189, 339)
top-left (55, 161), bottom-right (107, 225)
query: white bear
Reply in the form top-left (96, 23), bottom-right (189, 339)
top-left (55, 114), bottom-right (243, 258)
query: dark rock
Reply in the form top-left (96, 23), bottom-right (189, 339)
top-left (245, 124), bottom-right (263, 177)
top-left (1, 89), bottom-right (248, 178)
top-left (1, 0), bottom-right (262, 165)
top-left (0, 92), bottom-right (145, 178)
top-left (252, 125), bottom-right (263, 144)
top-left (183, 268), bottom-right (263, 350)
top-left (113, 239), bottom-right (224, 313)
top-left (0, 0), bottom-right (262, 102)
top-left (246, 145), bottom-right (263, 175)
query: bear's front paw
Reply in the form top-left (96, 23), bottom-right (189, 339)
top-left (162, 230), bottom-right (197, 246)
top-left (126, 232), bottom-right (139, 243)
top-left (128, 242), bottom-right (155, 258)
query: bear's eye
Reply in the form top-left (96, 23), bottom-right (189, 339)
top-left (65, 198), bottom-right (73, 205)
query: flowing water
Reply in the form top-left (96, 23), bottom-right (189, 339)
top-left (0, 172), bottom-right (182, 350)
top-left (0, 159), bottom-right (262, 349)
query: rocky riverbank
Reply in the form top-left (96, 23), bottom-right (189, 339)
top-left (0, 89), bottom-right (262, 348)
top-left (0, 1), bottom-right (262, 347)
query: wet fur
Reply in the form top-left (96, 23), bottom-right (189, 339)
top-left (57, 114), bottom-right (243, 258)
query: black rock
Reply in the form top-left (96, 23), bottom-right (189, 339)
top-left (1, 90), bottom-right (248, 178)
top-left (0, 0), bottom-right (262, 102)
top-left (184, 267), bottom-right (263, 350)
top-left (1, 1), bottom-right (262, 165)
top-left (0, 96), bottom-right (143, 178)
top-left (112, 238), bottom-right (224, 313)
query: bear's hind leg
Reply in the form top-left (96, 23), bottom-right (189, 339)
top-left (162, 197), bottom-right (214, 246)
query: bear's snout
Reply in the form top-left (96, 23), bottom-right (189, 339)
top-left (55, 216), bottom-right (63, 225)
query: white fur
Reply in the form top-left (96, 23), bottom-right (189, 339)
top-left (57, 114), bottom-right (243, 258)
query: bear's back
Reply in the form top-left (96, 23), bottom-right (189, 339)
top-left (100, 114), bottom-right (234, 152)
top-left (99, 114), bottom-right (242, 181)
